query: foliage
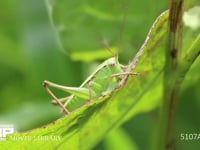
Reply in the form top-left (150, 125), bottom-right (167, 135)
top-left (0, 0), bottom-right (199, 150)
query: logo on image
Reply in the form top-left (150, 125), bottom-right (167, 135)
top-left (0, 125), bottom-right (14, 141)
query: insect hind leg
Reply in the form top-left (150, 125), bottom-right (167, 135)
top-left (43, 81), bottom-right (70, 114)
top-left (88, 80), bottom-right (93, 102)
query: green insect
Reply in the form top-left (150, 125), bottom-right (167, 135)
top-left (43, 55), bottom-right (136, 114)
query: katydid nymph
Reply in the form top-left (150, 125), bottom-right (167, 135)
top-left (43, 55), bottom-right (137, 114)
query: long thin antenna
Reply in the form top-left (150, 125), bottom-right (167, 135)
top-left (100, 38), bottom-right (116, 57)
top-left (117, 0), bottom-right (131, 60)
top-left (99, 0), bottom-right (131, 61)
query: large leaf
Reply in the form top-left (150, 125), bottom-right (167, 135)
top-left (0, 11), bottom-right (168, 149)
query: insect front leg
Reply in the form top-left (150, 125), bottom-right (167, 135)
top-left (87, 80), bottom-right (103, 102)
top-left (111, 72), bottom-right (139, 88)
top-left (111, 72), bottom-right (139, 79)
top-left (111, 72), bottom-right (139, 77)
top-left (84, 80), bottom-right (96, 105)
top-left (120, 64), bottom-right (128, 69)
top-left (43, 81), bottom-right (71, 114)
top-left (88, 80), bottom-right (93, 101)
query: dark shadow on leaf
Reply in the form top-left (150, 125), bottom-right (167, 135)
top-left (61, 97), bottom-right (109, 137)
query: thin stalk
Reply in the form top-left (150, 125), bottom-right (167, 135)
top-left (157, 0), bottom-right (184, 150)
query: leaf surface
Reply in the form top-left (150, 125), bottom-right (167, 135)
top-left (0, 10), bottom-right (169, 150)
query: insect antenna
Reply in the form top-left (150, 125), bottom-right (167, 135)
top-left (116, 0), bottom-right (130, 61)
top-left (99, 1), bottom-right (131, 62)
top-left (101, 38), bottom-right (116, 57)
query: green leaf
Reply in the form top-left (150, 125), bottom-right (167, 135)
top-left (0, 11), bottom-right (168, 150)
top-left (103, 127), bottom-right (139, 150)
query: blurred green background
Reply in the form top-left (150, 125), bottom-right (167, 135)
top-left (0, 0), bottom-right (199, 149)
top-left (0, 0), bottom-right (83, 130)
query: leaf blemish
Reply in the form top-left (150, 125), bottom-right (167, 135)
top-left (170, 48), bottom-right (177, 58)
